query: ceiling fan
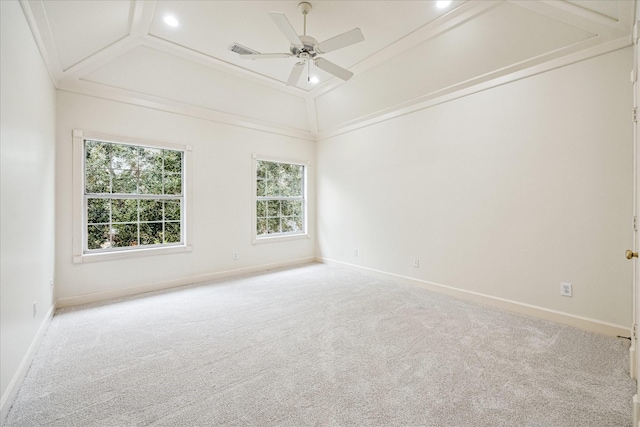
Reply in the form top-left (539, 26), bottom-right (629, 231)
top-left (230, 2), bottom-right (365, 86)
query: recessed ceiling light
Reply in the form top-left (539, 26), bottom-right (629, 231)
top-left (436, 0), bottom-right (452, 9)
top-left (309, 76), bottom-right (319, 84)
top-left (163, 15), bottom-right (180, 27)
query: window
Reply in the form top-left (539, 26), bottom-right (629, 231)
top-left (73, 130), bottom-right (191, 262)
top-left (254, 157), bottom-right (307, 241)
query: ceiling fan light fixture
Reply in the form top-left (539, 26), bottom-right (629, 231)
top-left (436, 1), bottom-right (452, 9)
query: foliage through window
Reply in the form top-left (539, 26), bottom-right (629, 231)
top-left (256, 160), bottom-right (305, 237)
top-left (84, 139), bottom-right (184, 252)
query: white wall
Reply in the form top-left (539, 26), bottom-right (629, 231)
top-left (55, 91), bottom-right (315, 304)
top-left (317, 47), bottom-right (634, 328)
top-left (1, 0), bottom-right (57, 418)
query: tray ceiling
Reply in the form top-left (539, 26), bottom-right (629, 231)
top-left (21, 0), bottom-right (636, 139)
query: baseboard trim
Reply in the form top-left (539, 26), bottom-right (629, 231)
top-left (55, 257), bottom-right (317, 308)
top-left (1, 304), bottom-right (55, 425)
top-left (317, 257), bottom-right (629, 337)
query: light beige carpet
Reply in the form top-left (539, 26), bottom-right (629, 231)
top-left (4, 263), bottom-right (635, 426)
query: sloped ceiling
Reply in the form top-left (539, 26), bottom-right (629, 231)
top-left (21, 0), bottom-right (635, 140)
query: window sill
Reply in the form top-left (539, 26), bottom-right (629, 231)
top-left (74, 244), bottom-right (192, 263)
top-left (253, 233), bottom-right (309, 245)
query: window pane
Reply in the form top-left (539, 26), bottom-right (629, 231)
top-left (112, 199), bottom-right (138, 223)
top-left (264, 161), bottom-right (278, 180)
top-left (256, 200), bottom-right (267, 218)
top-left (112, 223), bottom-right (138, 248)
top-left (87, 198), bottom-right (110, 224)
top-left (165, 222), bottom-right (180, 243)
top-left (85, 141), bottom-right (111, 170)
top-left (164, 172), bottom-right (182, 195)
top-left (140, 222), bottom-right (163, 246)
top-left (139, 170), bottom-right (163, 194)
top-left (256, 179), bottom-right (266, 197)
top-left (111, 144), bottom-right (138, 170)
top-left (267, 200), bottom-right (280, 217)
top-left (265, 179), bottom-right (279, 197)
top-left (256, 161), bottom-right (266, 179)
top-left (139, 147), bottom-right (162, 171)
top-left (290, 176), bottom-right (303, 196)
top-left (85, 167), bottom-right (111, 194)
top-left (112, 169), bottom-right (137, 194)
top-left (267, 217), bottom-right (280, 234)
top-left (257, 218), bottom-right (267, 235)
top-left (294, 216), bottom-right (303, 231)
top-left (280, 163), bottom-right (292, 181)
top-left (289, 166), bottom-right (303, 196)
top-left (164, 200), bottom-right (181, 221)
top-left (87, 224), bottom-right (110, 250)
top-left (290, 200), bottom-right (303, 216)
top-left (140, 199), bottom-right (162, 222)
top-left (281, 200), bottom-right (294, 216)
top-left (164, 150), bottom-right (182, 173)
top-left (274, 177), bottom-right (288, 196)
top-left (281, 217), bottom-right (294, 233)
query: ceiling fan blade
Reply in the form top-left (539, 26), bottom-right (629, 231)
top-left (239, 53), bottom-right (293, 60)
top-left (314, 58), bottom-right (354, 81)
top-left (316, 28), bottom-right (365, 54)
top-left (286, 62), bottom-right (305, 86)
top-left (268, 12), bottom-right (303, 48)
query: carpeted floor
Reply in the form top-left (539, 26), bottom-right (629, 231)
top-left (4, 263), bottom-right (636, 426)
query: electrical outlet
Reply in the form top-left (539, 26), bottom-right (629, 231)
top-left (32, 301), bottom-right (37, 318)
top-left (232, 252), bottom-right (238, 260)
top-left (413, 259), bottom-right (420, 268)
top-left (353, 248), bottom-right (358, 257)
top-left (560, 282), bottom-right (572, 297)
top-left (49, 278), bottom-right (54, 292)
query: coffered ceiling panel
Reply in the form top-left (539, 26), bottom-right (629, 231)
top-left (41, 0), bottom-right (132, 70)
top-left (82, 46), bottom-right (310, 132)
top-left (315, 1), bottom-right (596, 131)
top-left (565, 0), bottom-right (619, 20)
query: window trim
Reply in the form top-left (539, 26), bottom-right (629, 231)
top-left (251, 154), bottom-right (310, 244)
top-left (72, 129), bottom-right (192, 263)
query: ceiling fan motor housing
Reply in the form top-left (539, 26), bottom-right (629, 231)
top-left (290, 35), bottom-right (319, 60)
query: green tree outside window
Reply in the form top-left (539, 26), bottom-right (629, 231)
top-left (256, 160), bottom-right (305, 237)
top-left (84, 140), bottom-right (184, 251)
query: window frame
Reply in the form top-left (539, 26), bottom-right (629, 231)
top-left (72, 129), bottom-right (192, 263)
top-left (252, 154), bottom-right (309, 244)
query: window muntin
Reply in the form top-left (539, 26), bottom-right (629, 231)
top-left (256, 160), bottom-right (305, 237)
top-left (83, 139), bottom-right (184, 253)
